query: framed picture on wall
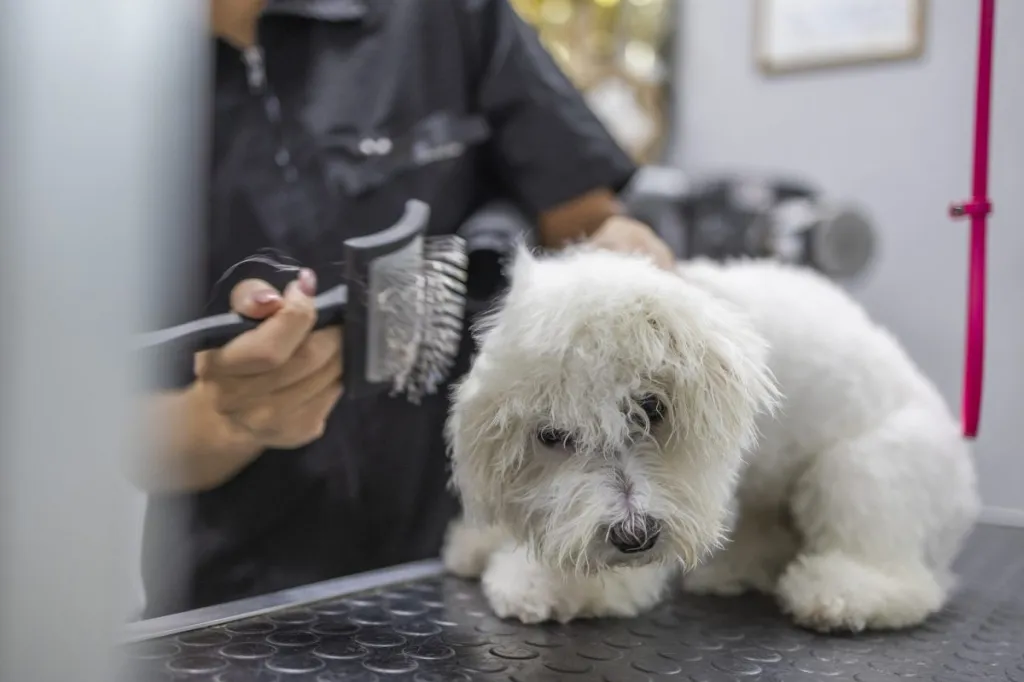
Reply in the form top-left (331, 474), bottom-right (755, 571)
top-left (755, 0), bottom-right (927, 74)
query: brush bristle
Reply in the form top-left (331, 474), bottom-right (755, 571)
top-left (391, 235), bottom-right (468, 402)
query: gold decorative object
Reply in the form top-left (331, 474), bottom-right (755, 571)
top-left (510, 0), bottom-right (674, 164)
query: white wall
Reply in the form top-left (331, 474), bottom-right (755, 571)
top-left (673, 0), bottom-right (1023, 522)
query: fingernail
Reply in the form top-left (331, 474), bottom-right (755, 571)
top-left (252, 290), bottom-right (281, 305)
top-left (298, 268), bottom-right (317, 296)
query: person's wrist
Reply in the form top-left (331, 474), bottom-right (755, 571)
top-left (130, 385), bottom-right (266, 494)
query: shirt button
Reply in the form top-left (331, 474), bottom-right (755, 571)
top-left (358, 138), bottom-right (377, 155)
top-left (264, 96), bottom-right (282, 121)
top-left (359, 137), bottom-right (392, 156)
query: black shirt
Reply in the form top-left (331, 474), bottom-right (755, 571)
top-left (142, 0), bottom-right (635, 617)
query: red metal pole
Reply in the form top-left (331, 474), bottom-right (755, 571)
top-left (950, 0), bottom-right (995, 439)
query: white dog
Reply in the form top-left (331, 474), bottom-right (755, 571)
top-left (443, 247), bottom-right (979, 633)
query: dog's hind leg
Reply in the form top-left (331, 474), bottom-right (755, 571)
top-left (776, 408), bottom-right (978, 632)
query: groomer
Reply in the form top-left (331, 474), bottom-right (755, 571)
top-left (134, 0), bottom-right (675, 617)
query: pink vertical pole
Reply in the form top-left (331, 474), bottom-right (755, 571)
top-left (950, 0), bottom-right (995, 439)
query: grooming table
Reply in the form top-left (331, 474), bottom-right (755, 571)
top-left (124, 524), bottom-right (1024, 681)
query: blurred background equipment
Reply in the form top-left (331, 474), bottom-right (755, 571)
top-left (457, 166), bottom-right (878, 315)
top-left (623, 169), bottom-right (878, 280)
top-left (510, 0), bottom-right (674, 163)
top-left (458, 200), bottom-right (535, 306)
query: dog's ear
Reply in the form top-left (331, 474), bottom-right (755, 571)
top-left (445, 373), bottom-right (526, 527)
top-left (658, 292), bottom-right (779, 458)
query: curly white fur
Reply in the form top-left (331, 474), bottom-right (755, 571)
top-left (444, 247), bottom-right (979, 633)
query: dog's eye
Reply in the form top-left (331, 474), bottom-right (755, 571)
top-left (637, 394), bottom-right (665, 423)
top-left (537, 427), bottom-right (574, 449)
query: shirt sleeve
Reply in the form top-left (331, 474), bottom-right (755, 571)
top-left (456, 0), bottom-right (638, 216)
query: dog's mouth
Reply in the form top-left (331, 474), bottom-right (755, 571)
top-left (600, 546), bottom-right (668, 570)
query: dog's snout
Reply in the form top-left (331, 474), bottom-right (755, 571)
top-left (608, 515), bottom-right (661, 554)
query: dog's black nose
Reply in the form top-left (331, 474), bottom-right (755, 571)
top-left (608, 516), bottom-right (661, 554)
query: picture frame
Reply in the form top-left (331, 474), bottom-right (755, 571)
top-left (755, 0), bottom-right (927, 75)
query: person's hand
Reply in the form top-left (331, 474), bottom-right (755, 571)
top-left (588, 215), bottom-right (676, 271)
top-left (192, 269), bottom-right (344, 451)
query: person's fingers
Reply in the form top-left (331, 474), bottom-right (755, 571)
top-left (651, 239), bottom-right (676, 271)
top-left (277, 327), bottom-right (342, 391)
top-left (304, 381), bottom-right (345, 427)
top-left (206, 327), bottom-right (342, 410)
top-left (194, 278), bottom-right (286, 378)
top-left (282, 360), bottom-right (343, 416)
top-left (289, 382), bottom-right (345, 444)
top-left (229, 279), bottom-right (283, 319)
top-left (202, 270), bottom-right (319, 376)
top-left (595, 217), bottom-right (676, 271)
top-left (229, 354), bottom-right (342, 435)
top-left (296, 268), bottom-right (317, 296)
top-left (261, 382), bottom-right (344, 450)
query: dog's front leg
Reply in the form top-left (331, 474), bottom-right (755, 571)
top-left (482, 543), bottom-right (673, 624)
top-left (442, 516), bottom-right (506, 579)
top-left (481, 543), bottom-right (570, 623)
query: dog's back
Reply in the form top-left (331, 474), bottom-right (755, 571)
top-left (678, 259), bottom-right (955, 454)
top-left (680, 258), bottom-right (977, 582)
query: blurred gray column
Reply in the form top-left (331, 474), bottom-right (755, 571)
top-left (0, 1), bottom-right (207, 680)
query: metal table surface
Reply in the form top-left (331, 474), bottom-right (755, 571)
top-left (123, 524), bottom-right (1024, 681)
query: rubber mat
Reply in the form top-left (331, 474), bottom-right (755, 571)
top-left (125, 524), bottom-right (1024, 681)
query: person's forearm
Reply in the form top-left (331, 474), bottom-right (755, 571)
top-left (537, 188), bottom-right (676, 270)
top-left (537, 188), bottom-right (623, 248)
top-left (128, 384), bottom-right (263, 494)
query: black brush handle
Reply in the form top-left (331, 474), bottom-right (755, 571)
top-left (135, 284), bottom-right (349, 356)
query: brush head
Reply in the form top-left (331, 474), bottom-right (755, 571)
top-left (345, 200), bottom-right (469, 401)
top-left (393, 234), bottom-right (469, 401)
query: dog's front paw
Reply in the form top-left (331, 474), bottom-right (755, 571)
top-left (776, 553), bottom-right (945, 633)
top-left (442, 518), bottom-right (505, 579)
top-left (483, 575), bottom-right (560, 624)
top-left (481, 546), bottom-right (582, 624)
top-left (482, 565), bottom-right (565, 624)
